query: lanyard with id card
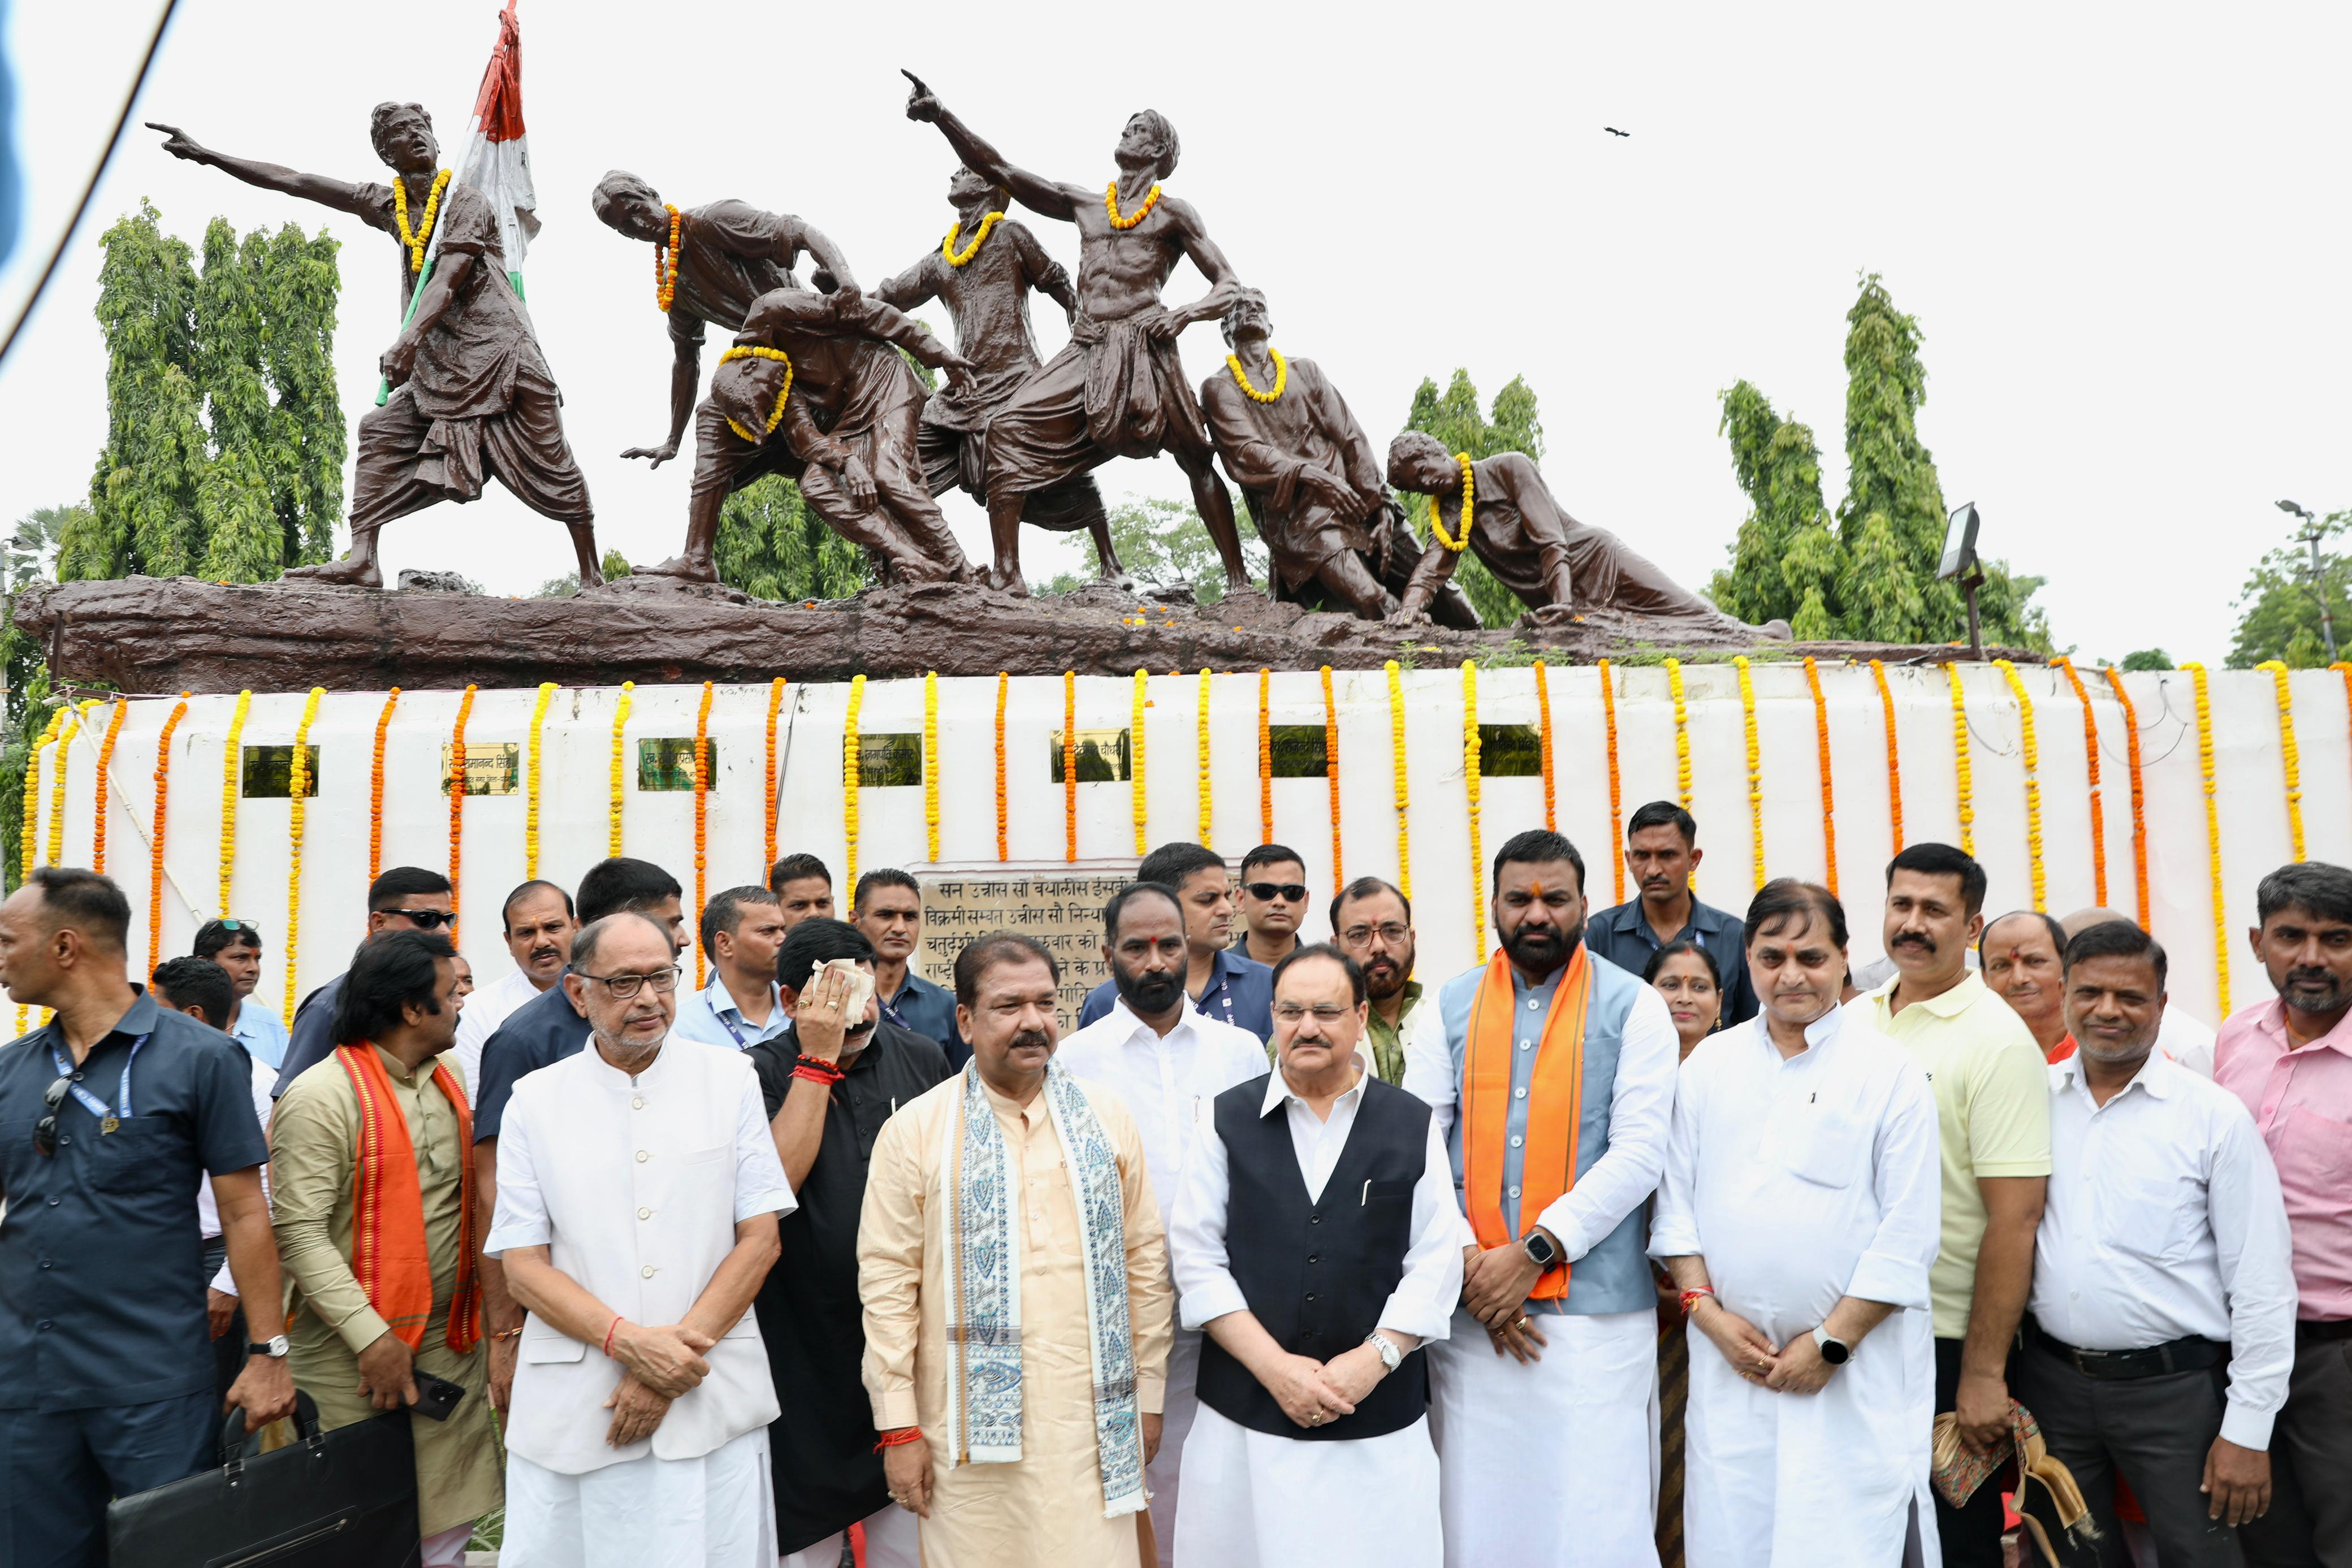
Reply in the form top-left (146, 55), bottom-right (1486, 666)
top-left (53, 1033), bottom-right (150, 1133)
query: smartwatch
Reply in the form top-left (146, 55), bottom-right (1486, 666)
top-left (1523, 1229), bottom-right (1564, 1273)
top-left (1811, 1326), bottom-right (1851, 1366)
top-left (247, 1335), bottom-right (290, 1359)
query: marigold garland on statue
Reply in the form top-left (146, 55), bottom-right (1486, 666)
top-left (1803, 658), bottom-right (1840, 896)
top-left (283, 687), bottom-right (325, 1028)
top-left (525, 682), bottom-right (557, 879)
top-left (1131, 670), bottom-right (1150, 857)
top-left (765, 677), bottom-right (788, 872)
top-left (1943, 664), bottom-right (1974, 857)
top-left (942, 210), bottom-right (1005, 266)
top-left (1385, 660), bottom-right (1412, 900)
top-left (2051, 658), bottom-right (2108, 907)
top-left (1734, 658), bottom-right (1765, 891)
top-left (2182, 663), bottom-right (2229, 1014)
top-left (447, 685), bottom-right (477, 941)
top-left (368, 688), bottom-right (401, 881)
top-left (2100, 665), bottom-right (2151, 929)
top-left (844, 674), bottom-right (867, 888)
top-left (90, 700), bottom-right (127, 873)
top-left (1196, 668), bottom-right (1215, 847)
top-left (994, 672), bottom-right (1010, 861)
top-left (1463, 661), bottom-right (1486, 956)
top-left (926, 672), bottom-right (943, 863)
top-left (1870, 659), bottom-right (1905, 851)
top-left (719, 345), bottom-right (794, 443)
top-left (147, 695), bottom-right (189, 979)
top-left (654, 203), bottom-right (681, 311)
top-left (1427, 453), bottom-right (1475, 553)
top-left (1598, 659), bottom-right (1625, 902)
top-left (2255, 660), bottom-right (2306, 862)
top-left (393, 168), bottom-right (452, 274)
top-left (1533, 661), bottom-right (1557, 831)
top-left (1321, 666), bottom-right (1342, 889)
top-left (44, 704), bottom-right (86, 868)
top-left (609, 681), bottom-right (635, 857)
top-left (1666, 658), bottom-right (1693, 810)
top-left (1994, 660), bottom-right (2047, 912)
top-left (1226, 349), bottom-right (1286, 404)
top-left (1062, 672), bottom-right (1079, 863)
top-left (219, 690), bottom-right (252, 916)
top-left (1105, 180), bottom-right (1161, 229)
top-left (1257, 669), bottom-right (1274, 846)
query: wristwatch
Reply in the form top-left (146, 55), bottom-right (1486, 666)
top-left (1364, 1330), bottom-right (1403, 1372)
top-left (1522, 1229), bottom-right (1564, 1273)
top-left (247, 1335), bottom-right (290, 1359)
top-left (1812, 1326), bottom-right (1851, 1366)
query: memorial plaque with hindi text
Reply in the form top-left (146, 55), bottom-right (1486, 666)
top-left (916, 867), bottom-right (1136, 1036)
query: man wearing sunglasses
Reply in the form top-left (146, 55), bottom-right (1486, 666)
top-left (192, 919), bottom-right (291, 1071)
top-left (271, 865), bottom-right (457, 1098)
top-left (1233, 843), bottom-right (1310, 971)
top-left (0, 867), bottom-right (297, 1558)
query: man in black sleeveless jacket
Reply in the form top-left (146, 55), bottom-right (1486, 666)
top-left (1164, 944), bottom-right (1462, 1567)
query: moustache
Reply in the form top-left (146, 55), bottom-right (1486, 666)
top-left (1008, 1029), bottom-right (1053, 1053)
top-left (529, 946), bottom-right (563, 964)
top-left (1892, 933), bottom-right (1936, 953)
top-left (2286, 967), bottom-right (2340, 988)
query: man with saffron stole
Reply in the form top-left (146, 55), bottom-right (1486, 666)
top-left (270, 930), bottom-right (500, 1566)
top-left (858, 933), bottom-right (1173, 1567)
top-left (1403, 829), bottom-right (1681, 1567)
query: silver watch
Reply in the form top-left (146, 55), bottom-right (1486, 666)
top-left (1364, 1330), bottom-right (1403, 1372)
top-left (246, 1334), bottom-right (290, 1359)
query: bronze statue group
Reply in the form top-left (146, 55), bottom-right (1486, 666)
top-left (154, 80), bottom-right (1777, 639)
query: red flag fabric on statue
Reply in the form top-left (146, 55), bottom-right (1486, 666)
top-left (457, 0), bottom-right (537, 291)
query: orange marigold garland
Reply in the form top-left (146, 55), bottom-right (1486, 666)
top-left (2182, 663), bottom-right (2229, 1015)
top-left (283, 687), bottom-right (325, 1029)
top-left (1598, 659), bottom-right (1625, 903)
top-left (218, 690), bottom-right (252, 916)
top-left (654, 203), bottom-right (681, 311)
top-left (1063, 671), bottom-right (1079, 863)
top-left (368, 688), bottom-right (401, 881)
top-left (90, 700), bottom-right (127, 873)
top-left (1257, 668), bottom-right (1274, 846)
top-left (994, 672), bottom-right (1010, 861)
top-left (764, 677), bottom-right (788, 873)
top-left (2052, 658), bottom-right (2109, 907)
top-left (1321, 666), bottom-right (1341, 890)
top-left (2100, 665), bottom-right (2152, 929)
top-left (2256, 660), bottom-right (2307, 863)
top-left (147, 695), bottom-right (191, 978)
top-left (692, 681), bottom-right (715, 985)
top-left (447, 685), bottom-right (477, 942)
top-left (1804, 657), bottom-right (1840, 896)
top-left (1870, 659), bottom-right (1905, 851)
top-left (1105, 179), bottom-right (1162, 229)
top-left (1533, 660), bottom-right (1557, 831)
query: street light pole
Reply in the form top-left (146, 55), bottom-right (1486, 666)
top-left (2276, 499), bottom-right (2339, 663)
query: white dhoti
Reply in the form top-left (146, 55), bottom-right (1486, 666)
top-left (503, 1427), bottom-right (777, 1568)
top-left (779, 1502), bottom-right (922, 1568)
top-left (1173, 1403), bottom-right (1442, 1568)
top-left (1427, 1306), bottom-right (1659, 1568)
top-left (1147, 1327), bottom-right (1203, 1565)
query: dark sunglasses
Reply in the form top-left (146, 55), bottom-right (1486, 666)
top-left (33, 1076), bottom-right (69, 1157)
top-left (384, 908), bottom-right (457, 930)
top-left (1244, 882), bottom-right (1309, 903)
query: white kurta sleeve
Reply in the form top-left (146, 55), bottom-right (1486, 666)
top-left (2209, 1097), bottom-right (2299, 1450)
top-left (1648, 1037), bottom-right (1709, 1261)
top-left (1843, 1060), bottom-right (1941, 1310)
top-left (732, 1071), bottom-right (798, 1222)
top-left (1533, 984), bottom-right (1679, 1261)
top-left (483, 1090), bottom-right (548, 1255)
top-left (1377, 1116), bottom-right (1468, 1342)
top-left (1169, 1110), bottom-right (1248, 1331)
top-left (1400, 998), bottom-right (1457, 1136)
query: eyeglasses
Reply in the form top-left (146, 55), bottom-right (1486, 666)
top-left (209, 919), bottom-right (259, 935)
top-left (384, 909), bottom-right (456, 930)
top-left (576, 966), bottom-right (682, 999)
top-left (33, 1076), bottom-right (69, 1157)
top-left (1244, 882), bottom-right (1309, 903)
top-left (1273, 1003), bottom-right (1355, 1025)
top-left (1339, 922), bottom-right (1411, 947)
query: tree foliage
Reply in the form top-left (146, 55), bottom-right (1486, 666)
top-left (1041, 495), bottom-right (1267, 604)
top-left (1398, 369), bottom-right (1546, 627)
top-left (1710, 274), bottom-right (2052, 650)
top-left (66, 203), bottom-right (343, 584)
top-left (715, 476), bottom-right (874, 601)
top-left (0, 506), bottom-right (75, 889)
top-left (2227, 510), bottom-right (2350, 669)
top-left (2118, 648), bottom-right (2172, 672)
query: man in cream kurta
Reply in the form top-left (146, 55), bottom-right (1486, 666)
top-left (859, 933), bottom-right (1173, 1568)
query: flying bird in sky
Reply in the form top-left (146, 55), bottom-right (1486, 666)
top-left (1605, 126), bottom-right (1631, 137)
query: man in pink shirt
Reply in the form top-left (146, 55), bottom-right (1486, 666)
top-left (2214, 861), bottom-right (2352, 1568)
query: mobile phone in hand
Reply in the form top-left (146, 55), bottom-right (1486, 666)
top-left (409, 1370), bottom-right (466, 1422)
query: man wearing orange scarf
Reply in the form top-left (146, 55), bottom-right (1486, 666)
top-left (273, 929), bottom-right (500, 1566)
top-left (1402, 829), bottom-right (1681, 1567)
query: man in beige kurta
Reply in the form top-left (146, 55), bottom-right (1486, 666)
top-left (859, 934), bottom-right (1173, 1568)
top-left (271, 931), bottom-right (500, 1562)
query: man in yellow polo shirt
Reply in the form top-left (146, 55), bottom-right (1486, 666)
top-left (1844, 842), bottom-right (2050, 1568)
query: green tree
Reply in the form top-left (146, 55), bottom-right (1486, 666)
top-left (2118, 649), bottom-right (2172, 672)
top-left (2227, 510), bottom-right (2350, 668)
top-left (1707, 379), bottom-right (1836, 630)
top-left (535, 549), bottom-right (635, 598)
top-left (1398, 369), bottom-right (1545, 627)
top-left (67, 202), bottom-right (343, 585)
top-left (0, 506), bottom-right (76, 889)
top-left (715, 477), bottom-right (874, 601)
top-left (1043, 495), bottom-right (1267, 604)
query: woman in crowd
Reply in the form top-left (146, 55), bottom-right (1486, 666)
top-left (1645, 937), bottom-right (1723, 1568)
top-left (1646, 938), bottom-right (1724, 1061)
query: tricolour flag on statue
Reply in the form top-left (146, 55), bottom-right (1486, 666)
top-left (456, 0), bottom-right (537, 295)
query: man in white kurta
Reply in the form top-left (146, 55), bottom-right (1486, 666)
top-left (451, 879), bottom-right (576, 1090)
top-left (1059, 881), bottom-right (1270, 1563)
top-left (487, 912), bottom-right (795, 1568)
top-left (1652, 881), bottom-right (1943, 1568)
top-left (1168, 945), bottom-right (1460, 1567)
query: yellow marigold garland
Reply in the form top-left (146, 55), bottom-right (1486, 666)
top-left (765, 677), bottom-right (788, 873)
top-left (943, 210), bottom-right (1005, 266)
top-left (43, 703), bottom-right (89, 868)
top-left (525, 682), bottom-right (557, 879)
top-left (994, 673), bottom-right (1010, 861)
top-left (1257, 668), bottom-right (1274, 846)
top-left (1385, 660), bottom-right (1411, 899)
top-left (1804, 658), bottom-right (1839, 896)
top-left (1994, 660), bottom-right (2047, 911)
top-left (90, 700), bottom-right (127, 873)
top-left (608, 681), bottom-right (635, 856)
top-left (2100, 666), bottom-right (2151, 929)
top-left (2182, 663), bottom-right (2229, 1013)
top-left (282, 687), bottom-right (324, 1028)
top-left (1226, 349), bottom-right (1286, 404)
top-left (1131, 670), bottom-right (1150, 857)
top-left (392, 168), bottom-right (452, 274)
top-left (2256, 660), bottom-right (2306, 862)
top-left (147, 695), bottom-right (190, 980)
top-left (1463, 661), bottom-right (1486, 955)
top-left (1321, 666), bottom-right (1341, 890)
top-left (219, 690), bottom-right (252, 916)
top-left (1598, 659), bottom-right (1625, 902)
top-left (1735, 657), bottom-right (1764, 891)
top-left (1943, 664), bottom-right (1974, 857)
top-left (1427, 454), bottom-right (1474, 553)
top-left (719, 345), bottom-right (794, 444)
top-left (1063, 672), bottom-right (1080, 863)
top-left (447, 685), bottom-right (476, 942)
top-left (1105, 180), bottom-right (1161, 229)
top-left (654, 203), bottom-right (681, 311)
top-left (926, 672), bottom-right (943, 863)
top-left (1196, 669), bottom-right (1214, 847)
top-left (368, 688), bottom-right (401, 881)
top-left (691, 681), bottom-right (715, 985)
top-left (844, 674), bottom-right (867, 888)
top-left (1666, 658), bottom-right (1693, 809)
top-left (19, 708), bottom-right (60, 887)
top-left (1870, 659), bottom-right (1905, 851)
top-left (2052, 658), bottom-right (2108, 907)
top-left (1533, 661), bottom-right (1557, 831)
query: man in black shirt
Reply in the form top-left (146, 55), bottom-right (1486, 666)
top-left (1583, 800), bottom-right (1758, 1027)
top-left (748, 918), bottom-right (951, 1567)
top-left (0, 867), bottom-right (296, 1559)
top-left (271, 865), bottom-right (456, 1096)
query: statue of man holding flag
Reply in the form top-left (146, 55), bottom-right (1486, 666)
top-left (150, 4), bottom-right (601, 590)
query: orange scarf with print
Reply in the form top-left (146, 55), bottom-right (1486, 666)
top-left (1462, 946), bottom-right (1589, 1301)
top-left (335, 1044), bottom-right (481, 1353)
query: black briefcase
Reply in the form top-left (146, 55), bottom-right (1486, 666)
top-left (106, 1391), bottom-right (422, 1568)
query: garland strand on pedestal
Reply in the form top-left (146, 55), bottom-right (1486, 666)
top-left (1533, 660), bottom-right (1557, 831)
top-left (1992, 661), bottom-right (2047, 911)
top-left (1063, 672), bottom-right (1078, 863)
top-left (19, 708), bottom-right (61, 886)
top-left (90, 700), bottom-right (127, 873)
top-left (608, 682), bottom-right (635, 856)
top-left (995, 673), bottom-right (1009, 861)
top-left (44, 704), bottom-right (88, 868)
top-left (1804, 657), bottom-right (1839, 896)
top-left (1196, 669), bottom-right (1214, 848)
top-left (844, 674), bottom-right (867, 889)
top-left (1666, 658), bottom-right (1692, 809)
top-left (2100, 666), bottom-right (2151, 929)
top-left (219, 691), bottom-right (252, 916)
top-left (1943, 664), bottom-right (1974, 857)
top-left (146, 695), bottom-right (189, 979)
top-left (1735, 657), bottom-right (1763, 891)
top-left (1463, 661), bottom-right (1485, 956)
top-left (1132, 670), bottom-right (1149, 857)
top-left (1385, 660), bottom-right (1411, 900)
top-left (2182, 664), bottom-right (2229, 1014)
top-left (2051, 659), bottom-right (2108, 907)
top-left (1598, 660), bottom-right (1624, 902)
top-left (693, 681), bottom-right (714, 985)
top-left (283, 687), bottom-right (324, 1028)
top-left (368, 688), bottom-right (400, 881)
top-left (926, 672), bottom-right (943, 864)
top-left (1321, 666), bottom-right (1341, 889)
top-left (525, 683), bottom-right (557, 879)
top-left (1257, 669), bottom-right (1273, 846)
top-left (2255, 660), bottom-right (2306, 862)
top-left (447, 685), bottom-right (476, 941)
top-left (1870, 659), bottom-right (1905, 851)
top-left (764, 677), bottom-right (787, 873)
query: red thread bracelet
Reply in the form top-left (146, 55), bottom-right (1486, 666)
top-left (874, 1426), bottom-right (923, 1452)
top-left (794, 1058), bottom-right (846, 1086)
top-left (603, 1315), bottom-right (624, 1357)
top-left (1679, 1288), bottom-right (1715, 1318)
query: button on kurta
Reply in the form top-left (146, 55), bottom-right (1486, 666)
top-left (641, 1265), bottom-right (656, 1277)
top-left (638, 1207), bottom-right (652, 1220)
top-left (636, 1150), bottom-right (648, 1162)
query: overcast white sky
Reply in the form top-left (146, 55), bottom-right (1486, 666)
top-left (2, 0), bottom-right (2345, 662)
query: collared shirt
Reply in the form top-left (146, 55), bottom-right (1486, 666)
top-left (1363, 981), bottom-right (1425, 1086)
top-left (2213, 997), bottom-right (2352, 1319)
top-left (228, 999), bottom-right (291, 1071)
top-left (1585, 894), bottom-right (1759, 1026)
top-left (2033, 1052), bottom-right (2298, 1449)
top-left (877, 970), bottom-right (965, 1066)
top-left (197, 1045), bottom-right (278, 1242)
top-left (1170, 1054), bottom-right (1463, 1342)
top-left (472, 981), bottom-right (593, 1142)
top-left (1848, 971), bottom-right (2052, 1340)
top-left (1078, 947), bottom-right (1275, 1043)
top-left (272, 971), bottom-right (345, 1097)
top-left (673, 973), bottom-right (789, 1052)
top-left (451, 965), bottom-right (547, 1093)
top-left (0, 988), bottom-right (271, 1410)
top-left (1057, 999), bottom-right (1273, 1237)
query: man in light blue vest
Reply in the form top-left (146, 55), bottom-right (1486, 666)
top-left (1403, 828), bottom-right (1680, 1567)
